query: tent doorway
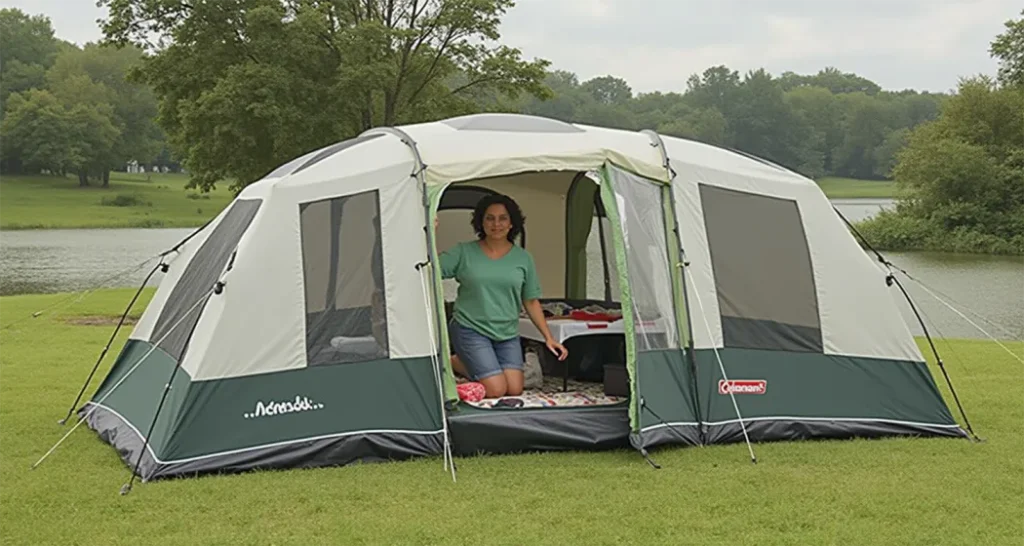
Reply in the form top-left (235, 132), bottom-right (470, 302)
top-left (433, 164), bottom-right (693, 456)
top-left (434, 170), bottom-right (629, 413)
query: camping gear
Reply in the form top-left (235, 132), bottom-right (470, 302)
top-left (75, 113), bottom-right (970, 482)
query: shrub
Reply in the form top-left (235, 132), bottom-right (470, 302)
top-left (99, 193), bottom-right (151, 207)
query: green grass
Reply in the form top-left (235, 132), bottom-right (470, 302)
top-left (817, 177), bottom-right (898, 199)
top-left (0, 173), bottom-right (896, 232)
top-left (1, 289), bottom-right (1022, 546)
top-left (0, 173), bottom-right (233, 230)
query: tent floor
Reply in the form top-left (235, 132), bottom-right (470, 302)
top-left (446, 402), bottom-right (631, 456)
top-left (458, 377), bottom-right (627, 409)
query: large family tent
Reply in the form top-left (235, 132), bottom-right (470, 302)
top-left (79, 113), bottom-right (969, 481)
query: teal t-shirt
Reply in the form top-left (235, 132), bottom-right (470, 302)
top-left (439, 240), bottom-right (543, 341)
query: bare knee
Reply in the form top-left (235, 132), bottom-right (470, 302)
top-left (504, 373), bottom-right (523, 396)
top-left (480, 375), bottom-right (508, 398)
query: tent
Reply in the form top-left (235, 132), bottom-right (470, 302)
top-left (79, 113), bottom-right (968, 481)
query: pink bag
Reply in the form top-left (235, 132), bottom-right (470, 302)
top-left (457, 382), bottom-right (486, 402)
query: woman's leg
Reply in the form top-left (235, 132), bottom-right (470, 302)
top-left (448, 320), bottom-right (508, 397)
top-left (493, 337), bottom-right (525, 396)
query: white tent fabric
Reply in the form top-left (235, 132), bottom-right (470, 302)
top-left (125, 113), bottom-right (922, 383)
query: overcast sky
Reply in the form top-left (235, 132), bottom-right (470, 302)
top-left (4, 0), bottom-right (1019, 94)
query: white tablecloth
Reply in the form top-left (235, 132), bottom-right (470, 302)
top-left (518, 317), bottom-right (666, 344)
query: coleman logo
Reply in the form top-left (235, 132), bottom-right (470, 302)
top-left (718, 379), bottom-right (767, 395)
top-left (243, 395), bottom-right (324, 419)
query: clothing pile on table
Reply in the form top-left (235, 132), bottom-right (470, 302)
top-left (520, 301), bottom-right (623, 322)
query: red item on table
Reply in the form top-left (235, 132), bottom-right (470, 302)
top-left (568, 309), bottom-right (617, 322)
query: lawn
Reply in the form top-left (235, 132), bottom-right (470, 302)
top-left (816, 177), bottom-right (898, 199)
top-left (1, 289), bottom-right (1022, 546)
top-left (0, 173), bottom-right (895, 232)
top-left (0, 172), bottom-right (233, 230)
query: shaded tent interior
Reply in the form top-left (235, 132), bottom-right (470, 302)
top-left (435, 172), bottom-right (631, 406)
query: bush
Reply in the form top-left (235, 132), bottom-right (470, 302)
top-left (99, 193), bottom-right (151, 207)
top-left (854, 210), bottom-right (930, 249)
top-left (853, 210), bottom-right (1023, 255)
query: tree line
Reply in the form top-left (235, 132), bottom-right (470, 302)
top-left (511, 67), bottom-right (947, 182)
top-left (0, 3), bottom-right (947, 188)
top-left (1, 2), bottom-right (1020, 254)
top-left (0, 8), bottom-right (172, 186)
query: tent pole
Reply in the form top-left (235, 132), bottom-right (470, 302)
top-left (362, 125), bottom-right (456, 480)
top-left (642, 130), bottom-right (706, 446)
top-left (58, 260), bottom-right (168, 426)
top-left (685, 268), bottom-right (758, 464)
top-left (32, 289), bottom-right (216, 473)
top-left (832, 205), bottom-right (980, 442)
top-left (120, 288), bottom-right (217, 494)
top-left (886, 273), bottom-right (981, 442)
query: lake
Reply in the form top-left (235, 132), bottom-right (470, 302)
top-left (1, 200), bottom-right (1021, 342)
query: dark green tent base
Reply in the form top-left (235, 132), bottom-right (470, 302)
top-left (80, 402), bottom-right (444, 481)
top-left (446, 403), bottom-right (630, 456)
top-left (700, 418), bottom-right (970, 445)
top-left (631, 424), bottom-right (702, 450)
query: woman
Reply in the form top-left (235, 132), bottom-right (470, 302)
top-left (436, 193), bottom-right (568, 398)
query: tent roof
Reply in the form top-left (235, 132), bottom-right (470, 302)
top-left (243, 113), bottom-right (818, 196)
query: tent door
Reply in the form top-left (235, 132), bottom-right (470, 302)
top-left (597, 163), bottom-right (701, 449)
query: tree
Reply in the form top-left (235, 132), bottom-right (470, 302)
top-left (581, 75), bottom-right (632, 105)
top-left (46, 43), bottom-right (163, 184)
top-left (990, 9), bottom-right (1024, 88)
top-left (0, 89), bottom-right (76, 175)
top-left (0, 88), bottom-right (120, 185)
top-left (98, 0), bottom-right (552, 193)
top-left (0, 8), bottom-right (60, 114)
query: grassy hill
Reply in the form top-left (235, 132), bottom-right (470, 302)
top-left (0, 173), bottom-right (895, 231)
top-left (0, 172), bottom-right (234, 230)
top-left (815, 177), bottom-right (897, 199)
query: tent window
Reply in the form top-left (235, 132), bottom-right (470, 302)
top-left (300, 190), bottom-right (389, 366)
top-left (699, 184), bottom-right (823, 352)
top-left (608, 167), bottom-right (678, 351)
top-left (150, 199), bottom-right (261, 360)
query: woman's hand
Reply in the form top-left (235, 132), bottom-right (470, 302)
top-left (545, 337), bottom-right (568, 361)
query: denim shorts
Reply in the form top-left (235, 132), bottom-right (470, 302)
top-left (448, 320), bottom-right (523, 381)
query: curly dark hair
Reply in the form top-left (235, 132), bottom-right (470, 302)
top-left (471, 193), bottom-right (525, 243)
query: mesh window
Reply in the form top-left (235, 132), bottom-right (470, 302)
top-left (300, 190), bottom-right (389, 365)
top-left (150, 199), bottom-right (261, 360)
top-left (608, 167), bottom-right (678, 351)
top-left (699, 184), bottom-right (823, 352)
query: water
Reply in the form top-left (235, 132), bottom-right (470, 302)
top-left (1, 202), bottom-right (1021, 341)
top-left (829, 198), bottom-right (896, 222)
top-left (0, 228), bottom-right (194, 296)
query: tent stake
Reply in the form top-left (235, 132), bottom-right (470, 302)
top-left (640, 448), bottom-right (661, 469)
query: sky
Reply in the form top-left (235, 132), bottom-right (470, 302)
top-left (3, 0), bottom-right (1020, 94)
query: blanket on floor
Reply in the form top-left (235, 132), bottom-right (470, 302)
top-left (462, 376), bottom-right (625, 409)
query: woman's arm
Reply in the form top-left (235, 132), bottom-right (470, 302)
top-left (524, 299), bottom-right (567, 361)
